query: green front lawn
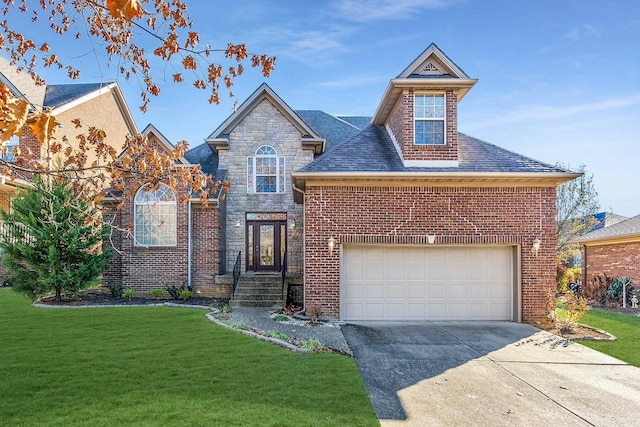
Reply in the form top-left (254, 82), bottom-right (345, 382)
top-left (0, 290), bottom-right (377, 426)
top-left (579, 309), bottom-right (640, 368)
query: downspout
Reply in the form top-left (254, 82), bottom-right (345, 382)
top-left (187, 190), bottom-right (193, 292)
top-left (582, 245), bottom-right (587, 287)
top-left (292, 180), bottom-right (306, 311)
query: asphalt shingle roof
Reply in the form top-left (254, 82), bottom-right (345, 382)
top-left (295, 110), bottom-right (366, 152)
top-left (336, 116), bottom-right (372, 130)
top-left (299, 126), bottom-right (570, 174)
top-left (184, 142), bottom-right (219, 177)
top-left (577, 214), bottom-right (640, 242)
top-left (44, 82), bottom-right (113, 109)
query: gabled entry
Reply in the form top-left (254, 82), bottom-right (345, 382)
top-left (246, 213), bottom-right (287, 272)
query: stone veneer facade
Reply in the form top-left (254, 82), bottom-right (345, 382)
top-left (217, 98), bottom-right (313, 275)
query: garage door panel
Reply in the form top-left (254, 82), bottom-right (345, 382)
top-left (447, 267), bottom-right (469, 281)
top-left (345, 284), bottom-right (364, 299)
top-left (345, 265), bottom-right (364, 281)
top-left (407, 285), bottom-right (426, 299)
top-left (386, 284), bottom-right (405, 299)
top-left (469, 303), bottom-right (489, 318)
top-left (366, 285), bottom-right (385, 299)
top-left (344, 303), bottom-right (363, 318)
top-left (448, 303), bottom-right (469, 319)
top-left (385, 266), bottom-right (404, 280)
top-left (428, 284), bottom-right (447, 299)
top-left (342, 245), bottom-right (513, 321)
top-left (488, 265), bottom-right (510, 281)
top-left (365, 266), bottom-right (385, 281)
top-left (386, 303), bottom-right (405, 319)
top-left (406, 266), bottom-right (425, 281)
top-left (407, 303), bottom-right (426, 318)
top-left (470, 265), bottom-right (489, 280)
top-left (489, 286), bottom-right (510, 299)
top-left (428, 303), bottom-right (447, 319)
top-left (365, 303), bottom-right (385, 319)
top-left (365, 247), bottom-right (386, 262)
top-left (427, 266), bottom-right (446, 280)
top-left (448, 284), bottom-right (468, 300)
top-left (469, 286), bottom-right (488, 299)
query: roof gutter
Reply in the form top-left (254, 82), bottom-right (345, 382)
top-left (291, 171), bottom-right (581, 187)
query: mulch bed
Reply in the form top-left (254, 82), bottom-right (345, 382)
top-left (38, 289), bottom-right (228, 307)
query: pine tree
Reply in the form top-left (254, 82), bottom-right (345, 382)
top-left (0, 178), bottom-right (111, 301)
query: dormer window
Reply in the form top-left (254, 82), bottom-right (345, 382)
top-left (247, 145), bottom-right (286, 193)
top-left (414, 93), bottom-right (445, 145)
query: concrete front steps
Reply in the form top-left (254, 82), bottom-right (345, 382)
top-left (229, 274), bottom-right (285, 308)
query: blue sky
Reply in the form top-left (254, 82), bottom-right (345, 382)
top-left (8, 0), bottom-right (640, 216)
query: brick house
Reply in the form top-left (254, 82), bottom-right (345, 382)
top-left (105, 44), bottom-right (578, 326)
top-left (0, 58), bottom-right (137, 279)
top-left (575, 214), bottom-right (640, 286)
top-left (0, 57), bottom-right (137, 210)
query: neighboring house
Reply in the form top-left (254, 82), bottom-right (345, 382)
top-left (0, 57), bottom-right (137, 203)
top-left (568, 211), bottom-right (627, 268)
top-left (105, 43), bottom-right (578, 326)
top-left (574, 214), bottom-right (640, 285)
top-left (0, 57), bottom-right (138, 274)
top-left (592, 212), bottom-right (628, 230)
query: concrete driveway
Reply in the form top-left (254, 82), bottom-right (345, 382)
top-left (341, 322), bottom-right (640, 426)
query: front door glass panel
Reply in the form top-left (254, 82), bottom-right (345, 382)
top-left (259, 224), bottom-right (275, 267)
top-left (247, 224), bottom-right (254, 269)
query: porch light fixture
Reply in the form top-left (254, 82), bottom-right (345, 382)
top-left (235, 220), bottom-right (241, 227)
top-left (290, 219), bottom-right (296, 229)
top-left (532, 238), bottom-right (542, 256)
top-left (427, 235), bottom-right (436, 244)
top-left (328, 237), bottom-right (335, 254)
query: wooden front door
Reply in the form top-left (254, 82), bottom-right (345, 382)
top-left (246, 219), bottom-right (286, 272)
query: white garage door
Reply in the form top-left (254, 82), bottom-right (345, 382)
top-left (342, 245), bottom-right (514, 321)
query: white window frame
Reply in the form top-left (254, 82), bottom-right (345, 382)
top-left (247, 145), bottom-right (286, 194)
top-left (134, 183), bottom-right (177, 247)
top-left (2, 135), bottom-right (19, 162)
top-left (414, 92), bottom-right (446, 145)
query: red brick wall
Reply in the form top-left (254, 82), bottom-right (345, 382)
top-left (103, 194), bottom-right (223, 297)
top-left (303, 185), bottom-right (557, 326)
top-left (386, 90), bottom-right (459, 162)
top-left (583, 242), bottom-right (640, 284)
top-left (0, 188), bottom-right (15, 212)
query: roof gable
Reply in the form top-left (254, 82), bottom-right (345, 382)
top-left (46, 82), bottom-right (138, 136)
top-left (397, 43), bottom-right (470, 80)
top-left (372, 44), bottom-right (478, 125)
top-left (206, 83), bottom-right (325, 154)
top-left (141, 123), bottom-right (189, 165)
top-left (44, 82), bottom-right (112, 109)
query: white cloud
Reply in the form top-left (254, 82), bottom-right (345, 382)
top-left (249, 23), bottom-right (355, 63)
top-left (565, 24), bottom-right (599, 41)
top-left (331, 0), bottom-right (462, 22)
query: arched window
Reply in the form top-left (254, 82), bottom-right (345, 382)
top-left (134, 183), bottom-right (177, 246)
top-left (247, 145), bottom-right (286, 193)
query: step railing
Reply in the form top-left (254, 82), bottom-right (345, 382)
top-left (232, 251), bottom-right (241, 298)
top-left (281, 250), bottom-right (287, 302)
